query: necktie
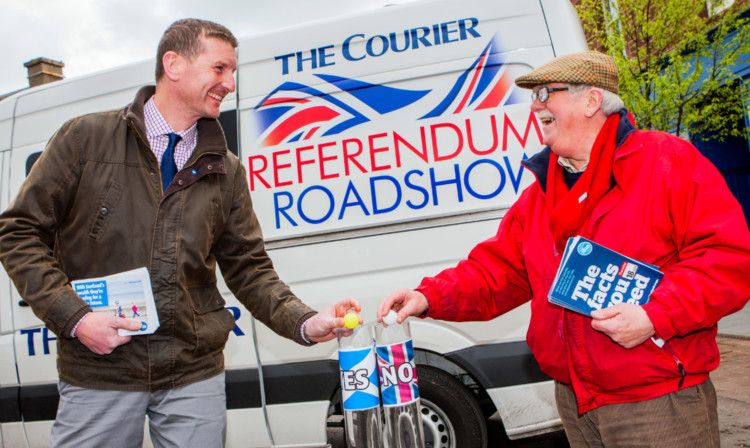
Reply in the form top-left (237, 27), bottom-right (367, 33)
top-left (161, 133), bottom-right (181, 193)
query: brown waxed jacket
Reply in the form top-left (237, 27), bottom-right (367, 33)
top-left (0, 86), bottom-right (316, 391)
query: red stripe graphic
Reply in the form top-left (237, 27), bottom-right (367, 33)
top-left (477, 68), bottom-right (513, 110)
top-left (304, 126), bottom-right (321, 140)
top-left (389, 343), bottom-right (413, 404)
top-left (259, 97), bottom-right (310, 107)
top-left (454, 52), bottom-right (487, 114)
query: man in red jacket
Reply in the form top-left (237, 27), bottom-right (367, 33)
top-left (377, 51), bottom-right (750, 447)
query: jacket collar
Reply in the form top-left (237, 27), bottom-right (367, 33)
top-left (522, 108), bottom-right (636, 193)
top-left (123, 86), bottom-right (229, 162)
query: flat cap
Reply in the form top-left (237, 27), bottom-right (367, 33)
top-left (515, 51), bottom-right (619, 94)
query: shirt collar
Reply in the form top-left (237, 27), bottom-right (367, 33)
top-left (557, 155), bottom-right (588, 173)
top-left (143, 96), bottom-right (198, 145)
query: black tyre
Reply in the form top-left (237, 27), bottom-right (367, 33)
top-left (418, 365), bottom-right (488, 448)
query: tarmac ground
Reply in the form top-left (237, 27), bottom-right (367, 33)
top-left (714, 341), bottom-right (750, 446)
top-left (716, 302), bottom-right (750, 447)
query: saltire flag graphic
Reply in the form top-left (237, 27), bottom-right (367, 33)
top-left (376, 339), bottom-right (419, 406)
top-left (253, 33), bottom-right (521, 147)
top-left (338, 346), bottom-right (380, 410)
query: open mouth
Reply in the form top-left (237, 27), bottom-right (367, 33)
top-left (208, 92), bottom-right (224, 102)
top-left (538, 114), bottom-right (555, 125)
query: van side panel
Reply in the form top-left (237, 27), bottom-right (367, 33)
top-left (0, 98), bottom-right (25, 448)
top-left (237, 0), bottom-right (552, 241)
top-left (539, 0), bottom-right (589, 56)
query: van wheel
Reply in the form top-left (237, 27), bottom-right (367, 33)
top-left (419, 365), bottom-right (487, 448)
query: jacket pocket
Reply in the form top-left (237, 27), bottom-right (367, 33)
top-left (188, 285), bottom-right (235, 357)
top-left (90, 180), bottom-right (123, 240)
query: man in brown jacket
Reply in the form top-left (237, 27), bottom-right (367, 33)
top-left (0, 19), bottom-right (358, 448)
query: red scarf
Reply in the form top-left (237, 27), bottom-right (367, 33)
top-left (547, 113), bottom-right (620, 253)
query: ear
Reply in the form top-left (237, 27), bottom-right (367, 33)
top-left (584, 88), bottom-right (604, 118)
top-left (162, 51), bottom-right (183, 82)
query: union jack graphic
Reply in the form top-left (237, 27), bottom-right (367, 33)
top-left (253, 34), bottom-right (524, 147)
top-left (376, 339), bottom-right (419, 406)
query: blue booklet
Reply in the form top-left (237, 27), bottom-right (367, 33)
top-left (548, 236), bottom-right (663, 316)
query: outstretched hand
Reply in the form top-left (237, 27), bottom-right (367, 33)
top-left (376, 288), bottom-right (428, 325)
top-left (304, 297), bottom-right (362, 343)
top-left (75, 312), bottom-right (144, 355)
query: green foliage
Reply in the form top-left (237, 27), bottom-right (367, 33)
top-left (575, 0), bottom-right (750, 143)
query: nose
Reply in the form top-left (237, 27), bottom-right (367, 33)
top-left (223, 71), bottom-right (236, 94)
top-left (530, 98), bottom-right (545, 112)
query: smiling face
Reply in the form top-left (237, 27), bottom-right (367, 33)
top-left (176, 36), bottom-right (237, 122)
top-left (531, 83), bottom-right (594, 166)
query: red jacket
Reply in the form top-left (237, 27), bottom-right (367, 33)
top-left (417, 111), bottom-right (750, 413)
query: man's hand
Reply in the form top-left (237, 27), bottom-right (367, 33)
top-left (591, 303), bottom-right (655, 349)
top-left (75, 312), bottom-right (144, 355)
top-left (376, 288), bottom-right (428, 325)
top-left (304, 298), bottom-right (362, 343)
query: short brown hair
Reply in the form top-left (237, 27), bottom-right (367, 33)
top-left (155, 18), bottom-right (238, 81)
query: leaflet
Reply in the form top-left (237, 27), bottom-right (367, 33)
top-left (548, 236), bottom-right (663, 316)
top-left (71, 267), bottom-right (159, 336)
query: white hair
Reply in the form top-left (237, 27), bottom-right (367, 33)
top-left (567, 84), bottom-right (624, 116)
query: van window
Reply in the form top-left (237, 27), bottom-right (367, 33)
top-left (218, 110), bottom-right (238, 156)
top-left (26, 152), bottom-right (42, 176)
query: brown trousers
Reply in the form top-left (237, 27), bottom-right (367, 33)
top-left (555, 379), bottom-right (720, 448)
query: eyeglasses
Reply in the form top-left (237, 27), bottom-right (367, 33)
top-left (531, 86), bottom-right (569, 103)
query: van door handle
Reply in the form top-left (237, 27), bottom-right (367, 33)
top-left (18, 300), bottom-right (30, 307)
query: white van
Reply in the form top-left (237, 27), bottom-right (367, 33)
top-left (0, 0), bottom-right (587, 446)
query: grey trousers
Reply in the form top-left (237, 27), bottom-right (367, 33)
top-left (50, 372), bottom-right (226, 448)
top-left (556, 378), bottom-right (720, 448)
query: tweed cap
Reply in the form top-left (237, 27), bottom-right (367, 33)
top-left (515, 51), bottom-right (619, 94)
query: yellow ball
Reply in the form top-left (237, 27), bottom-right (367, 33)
top-left (344, 313), bottom-right (359, 329)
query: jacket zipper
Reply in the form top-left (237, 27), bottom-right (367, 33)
top-left (659, 341), bottom-right (686, 388)
top-left (673, 355), bottom-right (686, 388)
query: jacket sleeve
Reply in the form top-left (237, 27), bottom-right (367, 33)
top-left (416, 202), bottom-right (533, 322)
top-left (213, 161), bottom-right (316, 345)
top-left (643, 142), bottom-right (750, 340)
top-left (0, 119), bottom-right (91, 337)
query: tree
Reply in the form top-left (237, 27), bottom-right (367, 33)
top-left (575, 0), bottom-right (750, 143)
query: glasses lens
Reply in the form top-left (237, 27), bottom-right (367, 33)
top-left (538, 87), bottom-right (549, 103)
top-left (531, 87), bottom-right (549, 103)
